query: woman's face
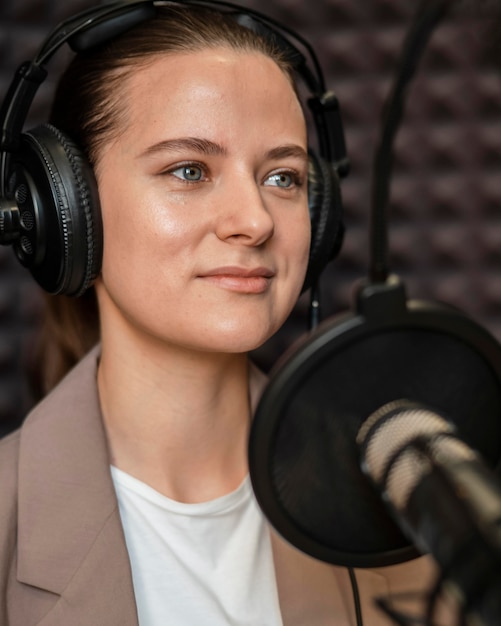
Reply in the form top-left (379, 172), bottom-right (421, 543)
top-left (94, 47), bottom-right (310, 354)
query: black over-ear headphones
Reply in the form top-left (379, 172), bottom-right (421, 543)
top-left (0, 0), bottom-right (349, 296)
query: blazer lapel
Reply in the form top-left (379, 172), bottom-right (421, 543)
top-left (270, 525), bottom-right (439, 625)
top-left (16, 347), bottom-right (138, 625)
top-left (270, 529), bottom-right (358, 625)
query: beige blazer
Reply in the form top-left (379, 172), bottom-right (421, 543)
top-left (0, 347), bottom-right (439, 626)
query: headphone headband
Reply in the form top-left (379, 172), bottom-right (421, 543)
top-left (0, 0), bottom-right (348, 188)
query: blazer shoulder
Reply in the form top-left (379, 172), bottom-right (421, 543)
top-left (0, 429), bottom-right (21, 530)
top-left (0, 428), bottom-right (21, 494)
top-left (0, 429), bottom-right (20, 610)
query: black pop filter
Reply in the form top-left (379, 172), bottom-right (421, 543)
top-left (249, 277), bottom-right (501, 567)
top-left (249, 0), bottom-right (501, 568)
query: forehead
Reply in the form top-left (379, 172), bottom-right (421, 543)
top-left (124, 47), bottom-right (297, 102)
top-left (117, 47), bottom-right (305, 140)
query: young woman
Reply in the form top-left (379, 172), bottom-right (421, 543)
top-left (0, 2), bottom-right (442, 624)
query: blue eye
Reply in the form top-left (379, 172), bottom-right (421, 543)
top-left (171, 165), bottom-right (204, 181)
top-left (265, 172), bottom-right (295, 188)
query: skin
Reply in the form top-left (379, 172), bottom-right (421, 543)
top-left (93, 47), bottom-right (311, 503)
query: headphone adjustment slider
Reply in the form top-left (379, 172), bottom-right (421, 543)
top-left (0, 61), bottom-right (48, 153)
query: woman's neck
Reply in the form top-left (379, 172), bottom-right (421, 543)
top-left (97, 331), bottom-right (259, 503)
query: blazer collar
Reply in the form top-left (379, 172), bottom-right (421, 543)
top-left (17, 346), bottom-right (138, 622)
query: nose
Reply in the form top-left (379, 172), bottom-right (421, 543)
top-left (215, 175), bottom-right (274, 247)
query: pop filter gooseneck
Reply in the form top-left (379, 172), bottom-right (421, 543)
top-left (249, 0), bottom-right (501, 569)
top-left (370, 0), bottom-right (449, 284)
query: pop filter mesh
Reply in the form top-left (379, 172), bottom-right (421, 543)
top-left (257, 326), bottom-right (501, 566)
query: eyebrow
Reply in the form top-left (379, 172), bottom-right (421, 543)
top-left (139, 137), bottom-right (228, 158)
top-left (139, 137), bottom-right (308, 163)
top-left (265, 144), bottom-right (308, 163)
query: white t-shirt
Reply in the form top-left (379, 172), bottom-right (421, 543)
top-left (111, 466), bottom-right (283, 626)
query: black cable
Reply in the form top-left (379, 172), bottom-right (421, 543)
top-left (348, 566), bottom-right (364, 626)
top-left (308, 282), bottom-right (321, 330)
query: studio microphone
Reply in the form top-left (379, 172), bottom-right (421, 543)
top-left (358, 400), bottom-right (501, 625)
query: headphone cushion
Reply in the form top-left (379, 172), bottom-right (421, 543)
top-left (304, 151), bottom-right (344, 291)
top-left (11, 124), bottom-right (102, 295)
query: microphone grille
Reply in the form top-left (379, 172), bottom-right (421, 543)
top-left (359, 400), bottom-right (475, 510)
top-left (359, 400), bottom-right (453, 483)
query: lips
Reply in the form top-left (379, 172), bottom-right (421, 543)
top-left (199, 266), bottom-right (275, 293)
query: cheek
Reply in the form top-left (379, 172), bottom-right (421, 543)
top-left (274, 209), bottom-right (311, 308)
top-left (302, 214), bottom-right (313, 261)
top-left (98, 184), bottom-right (192, 276)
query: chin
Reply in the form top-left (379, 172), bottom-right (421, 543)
top-left (199, 322), bottom-right (279, 354)
top-left (210, 336), bottom-right (273, 355)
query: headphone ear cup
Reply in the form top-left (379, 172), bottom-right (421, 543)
top-left (9, 123), bottom-right (102, 296)
top-left (303, 151), bottom-right (344, 291)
